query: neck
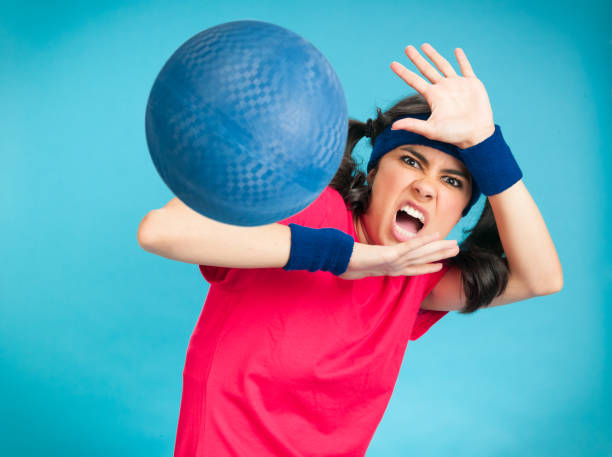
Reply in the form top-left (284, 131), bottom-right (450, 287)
top-left (353, 213), bottom-right (373, 245)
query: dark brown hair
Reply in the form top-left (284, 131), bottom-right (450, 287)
top-left (329, 94), bottom-right (509, 313)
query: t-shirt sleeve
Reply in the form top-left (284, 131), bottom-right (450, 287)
top-left (199, 186), bottom-right (343, 285)
top-left (409, 260), bottom-right (454, 341)
top-left (199, 263), bottom-right (231, 284)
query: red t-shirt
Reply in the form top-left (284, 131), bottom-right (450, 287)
top-left (174, 186), bottom-right (451, 457)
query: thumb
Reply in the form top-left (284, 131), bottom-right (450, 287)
top-left (391, 118), bottom-right (433, 138)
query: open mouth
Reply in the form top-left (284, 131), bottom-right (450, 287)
top-left (391, 201), bottom-right (428, 242)
top-left (394, 209), bottom-right (424, 237)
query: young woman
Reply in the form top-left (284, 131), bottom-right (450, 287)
top-left (138, 44), bottom-right (562, 457)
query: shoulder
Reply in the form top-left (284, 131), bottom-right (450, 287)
top-left (276, 186), bottom-right (349, 229)
top-left (308, 185), bottom-right (346, 211)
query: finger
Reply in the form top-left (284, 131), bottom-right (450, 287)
top-left (454, 48), bottom-right (476, 77)
top-left (404, 44), bottom-right (443, 83)
top-left (391, 117), bottom-right (433, 138)
top-left (404, 245), bottom-right (460, 266)
top-left (399, 231), bottom-right (441, 251)
top-left (399, 262), bottom-right (444, 276)
top-left (401, 239), bottom-right (458, 262)
top-left (390, 61), bottom-right (430, 95)
top-left (394, 232), bottom-right (447, 259)
top-left (420, 43), bottom-right (457, 77)
top-left (400, 240), bottom-right (457, 263)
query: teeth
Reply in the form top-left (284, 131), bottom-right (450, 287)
top-left (395, 222), bottom-right (417, 238)
top-left (399, 204), bottom-right (425, 225)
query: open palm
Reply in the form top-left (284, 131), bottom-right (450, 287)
top-left (390, 43), bottom-right (495, 149)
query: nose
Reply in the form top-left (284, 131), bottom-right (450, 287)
top-left (411, 176), bottom-right (437, 200)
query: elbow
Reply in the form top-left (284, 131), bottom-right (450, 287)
top-left (553, 271), bottom-right (564, 293)
top-left (531, 273), bottom-right (564, 296)
top-left (137, 211), bottom-right (160, 252)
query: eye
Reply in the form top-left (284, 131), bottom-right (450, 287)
top-left (443, 176), bottom-right (463, 188)
top-left (401, 155), bottom-right (420, 168)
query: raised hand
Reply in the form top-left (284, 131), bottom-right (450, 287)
top-left (338, 232), bottom-right (459, 280)
top-left (390, 43), bottom-right (495, 149)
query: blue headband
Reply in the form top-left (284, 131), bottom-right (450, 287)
top-left (366, 113), bottom-right (481, 216)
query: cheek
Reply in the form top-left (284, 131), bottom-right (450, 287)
top-left (371, 169), bottom-right (405, 202)
top-left (440, 192), bottom-right (468, 221)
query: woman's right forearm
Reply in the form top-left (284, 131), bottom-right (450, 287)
top-left (137, 198), bottom-right (291, 268)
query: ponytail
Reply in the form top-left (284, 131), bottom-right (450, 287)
top-left (450, 199), bottom-right (510, 313)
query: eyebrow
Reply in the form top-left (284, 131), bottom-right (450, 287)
top-left (399, 146), bottom-right (471, 181)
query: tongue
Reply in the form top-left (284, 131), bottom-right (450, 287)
top-left (396, 211), bottom-right (420, 233)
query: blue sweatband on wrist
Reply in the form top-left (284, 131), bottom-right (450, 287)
top-left (282, 223), bottom-right (355, 275)
top-left (458, 125), bottom-right (523, 196)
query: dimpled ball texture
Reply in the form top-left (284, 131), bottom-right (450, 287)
top-left (145, 20), bottom-right (348, 226)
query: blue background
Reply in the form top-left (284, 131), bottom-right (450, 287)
top-left (2, 0), bottom-right (610, 455)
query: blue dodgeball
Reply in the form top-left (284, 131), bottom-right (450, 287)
top-left (145, 20), bottom-right (348, 226)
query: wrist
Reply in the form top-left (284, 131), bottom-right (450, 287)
top-left (283, 224), bottom-right (355, 275)
top-left (458, 124), bottom-right (523, 196)
top-left (456, 123), bottom-right (496, 149)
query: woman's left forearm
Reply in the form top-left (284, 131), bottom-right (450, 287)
top-left (488, 179), bottom-right (563, 294)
